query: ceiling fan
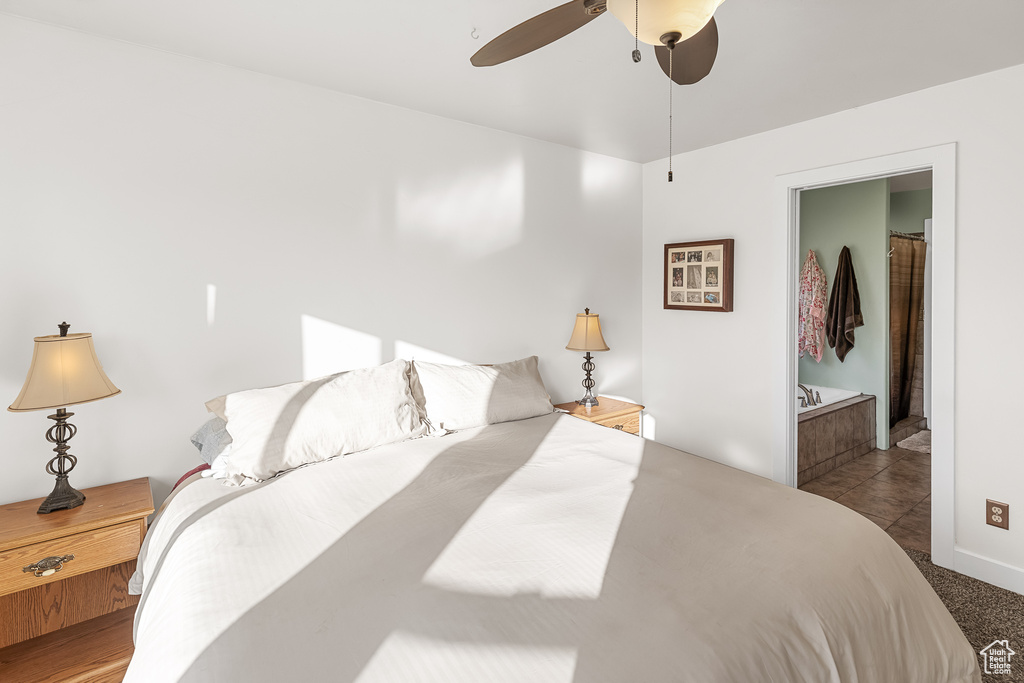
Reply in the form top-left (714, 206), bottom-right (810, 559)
top-left (470, 0), bottom-right (724, 86)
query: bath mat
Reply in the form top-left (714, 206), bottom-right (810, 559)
top-left (897, 429), bottom-right (930, 453)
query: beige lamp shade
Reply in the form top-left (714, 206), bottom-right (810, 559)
top-left (566, 310), bottom-right (610, 352)
top-left (8, 332), bottom-right (121, 412)
top-left (607, 0), bottom-right (726, 46)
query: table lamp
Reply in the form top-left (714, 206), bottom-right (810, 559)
top-left (565, 308), bottom-right (609, 408)
top-left (8, 322), bottom-right (121, 514)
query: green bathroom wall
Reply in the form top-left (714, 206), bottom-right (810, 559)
top-left (889, 188), bottom-right (932, 234)
top-left (799, 179), bottom-right (889, 449)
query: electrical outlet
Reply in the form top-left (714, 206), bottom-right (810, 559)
top-left (987, 500), bottom-right (1009, 530)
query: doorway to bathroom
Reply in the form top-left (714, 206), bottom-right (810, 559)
top-left (794, 171), bottom-right (932, 552)
top-left (772, 144), bottom-right (957, 568)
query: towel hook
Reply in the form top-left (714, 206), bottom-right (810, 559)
top-left (886, 247), bottom-right (895, 258)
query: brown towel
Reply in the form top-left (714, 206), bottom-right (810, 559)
top-left (825, 246), bottom-right (864, 362)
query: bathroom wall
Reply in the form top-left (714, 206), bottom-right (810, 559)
top-left (889, 189), bottom-right (933, 234)
top-left (798, 179), bottom-right (890, 449)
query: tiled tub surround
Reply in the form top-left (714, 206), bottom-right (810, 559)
top-left (797, 395), bottom-right (876, 487)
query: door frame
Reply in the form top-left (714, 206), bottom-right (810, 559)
top-left (772, 144), bottom-right (956, 570)
top-left (923, 218), bottom-right (933, 427)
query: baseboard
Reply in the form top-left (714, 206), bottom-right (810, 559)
top-left (943, 547), bottom-right (1024, 595)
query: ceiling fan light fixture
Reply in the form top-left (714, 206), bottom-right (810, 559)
top-left (607, 0), bottom-right (724, 46)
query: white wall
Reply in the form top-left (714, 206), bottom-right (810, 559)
top-left (643, 64), bottom-right (1024, 579)
top-left (0, 15), bottom-right (642, 506)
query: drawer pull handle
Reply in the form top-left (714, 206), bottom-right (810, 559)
top-left (23, 554), bottom-right (75, 578)
top-left (613, 424), bottom-right (624, 430)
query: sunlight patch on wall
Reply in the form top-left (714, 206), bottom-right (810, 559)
top-left (301, 314), bottom-right (381, 380)
top-left (396, 158), bottom-right (524, 257)
top-left (580, 154), bottom-right (624, 197)
top-left (642, 414), bottom-right (656, 441)
top-left (206, 284), bottom-right (217, 326)
top-left (394, 340), bottom-right (468, 366)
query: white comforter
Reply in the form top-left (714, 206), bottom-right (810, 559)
top-left (127, 413), bottom-right (980, 682)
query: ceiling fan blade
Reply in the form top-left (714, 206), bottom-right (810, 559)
top-left (471, 0), bottom-right (603, 67)
top-left (655, 16), bottom-right (719, 85)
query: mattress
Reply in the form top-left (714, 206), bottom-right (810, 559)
top-left (126, 413), bottom-right (979, 682)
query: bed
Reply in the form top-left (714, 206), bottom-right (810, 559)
top-left (126, 410), bottom-right (979, 682)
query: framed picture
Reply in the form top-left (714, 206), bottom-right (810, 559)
top-left (663, 239), bottom-right (734, 312)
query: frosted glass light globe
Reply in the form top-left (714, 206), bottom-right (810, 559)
top-left (607, 0), bottom-right (725, 46)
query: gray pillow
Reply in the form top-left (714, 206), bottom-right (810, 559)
top-left (190, 417), bottom-right (233, 465)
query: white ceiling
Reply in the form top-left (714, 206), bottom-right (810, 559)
top-left (4, 0), bottom-right (1024, 163)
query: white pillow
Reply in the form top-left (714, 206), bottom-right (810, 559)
top-left (412, 356), bottom-right (553, 432)
top-left (206, 359), bottom-right (424, 483)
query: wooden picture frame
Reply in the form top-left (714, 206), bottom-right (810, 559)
top-left (663, 239), bottom-right (734, 312)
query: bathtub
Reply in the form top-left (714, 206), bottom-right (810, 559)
top-left (797, 387), bottom-right (877, 486)
top-left (797, 384), bottom-right (862, 414)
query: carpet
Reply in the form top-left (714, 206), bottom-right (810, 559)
top-left (898, 428), bottom-right (931, 453)
top-left (905, 547), bottom-right (1024, 682)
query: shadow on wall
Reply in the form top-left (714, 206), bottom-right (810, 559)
top-left (192, 144), bottom-right (635, 405)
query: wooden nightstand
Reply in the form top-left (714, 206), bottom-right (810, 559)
top-left (0, 477), bottom-right (154, 683)
top-left (555, 397), bottom-right (645, 436)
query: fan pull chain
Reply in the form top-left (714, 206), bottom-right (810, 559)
top-left (668, 47), bottom-right (674, 182)
top-left (632, 0), bottom-right (641, 62)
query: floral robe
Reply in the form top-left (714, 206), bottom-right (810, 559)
top-left (798, 249), bottom-right (828, 362)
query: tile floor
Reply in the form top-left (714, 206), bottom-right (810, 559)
top-left (799, 445), bottom-right (931, 553)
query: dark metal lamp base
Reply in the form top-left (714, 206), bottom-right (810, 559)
top-left (37, 475), bottom-right (86, 514)
top-left (37, 407), bottom-right (86, 514)
top-left (576, 352), bottom-right (600, 408)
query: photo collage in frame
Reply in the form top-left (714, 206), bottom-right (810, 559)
top-left (664, 239), bottom-right (734, 312)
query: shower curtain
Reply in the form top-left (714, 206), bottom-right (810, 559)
top-left (889, 234), bottom-right (927, 428)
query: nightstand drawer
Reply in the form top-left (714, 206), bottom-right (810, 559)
top-left (0, 520), bottom-right (142, 598)
top-left (595, 412), bottom-right (641, 435)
